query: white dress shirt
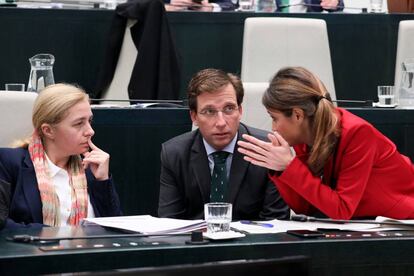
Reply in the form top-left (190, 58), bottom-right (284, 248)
top-left (46, 155), bottom-right (95, 226)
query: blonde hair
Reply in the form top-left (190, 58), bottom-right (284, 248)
top-left (14, 83), bottom-right (89, 148)
top-left (262, 67), bottom-right (340, 175)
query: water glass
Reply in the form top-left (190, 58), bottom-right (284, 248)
top-left (204, 202), bottom-right (232, 233)
top-left (370, 0), bottom-right (383, 13)
top-left (238, 0), bottom-right (254, 11)
top-left (377, 86), bottom-right (396, 107)
top-left (5, 83), bottom-right (25, 92)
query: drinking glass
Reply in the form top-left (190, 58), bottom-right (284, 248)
top-left (370, 0), bottom-right (383, 13)
top-left (5, 83), bottom-right (25, 91)
top-left (204, 202), bottom-right (232, 233)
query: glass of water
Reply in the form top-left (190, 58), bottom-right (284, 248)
top-left (370, 0), bottom-right (383, 13)
top-left (204, 202), bottom-right (232, 233)
top-left (377, 86), bottom-right (396, 107)
top-left (238, 0), bottom-right (254, 11)
top-left (5, 83), bottom-right (25, 91)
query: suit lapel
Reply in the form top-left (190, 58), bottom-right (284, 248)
top-left (228, 126), bottom-right (249, 204)
top-left (190, 132), bottom-right (211, 204)
top-left (21, 152), bottom-right (43, 223)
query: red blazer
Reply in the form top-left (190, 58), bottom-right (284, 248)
top-left (271, 108), bottom-right (414, 219)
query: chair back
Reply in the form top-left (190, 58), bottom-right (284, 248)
top-left (241, 82), bottom-right (271, 131)
top-left (241, 17), bottom-right (336, 101)
top-left (101, 19), bottom-right (138, 105)
top-left (0, 91), bottom-right (37, 147)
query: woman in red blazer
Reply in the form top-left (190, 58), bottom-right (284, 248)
top-left (238, 67), bottom-right (414, 219)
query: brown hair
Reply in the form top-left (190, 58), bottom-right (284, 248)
top-left (187, 68), bottom-right (243, 111)
top-left (262, 67), bottom-right (340, 175)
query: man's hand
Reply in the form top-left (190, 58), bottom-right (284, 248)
top-left (320, 0), bottom-right (339, 9)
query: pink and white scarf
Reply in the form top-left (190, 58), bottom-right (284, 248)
top-left (28, 132), bottom-right (88, 226)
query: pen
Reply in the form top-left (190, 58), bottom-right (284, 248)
top-left (240, 220), bottom-right (274, 228)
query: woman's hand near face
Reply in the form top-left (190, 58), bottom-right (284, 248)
top-left (237, 132), bottom-right (294, 171)
top-left (82, 140), bottom-right (110, 181)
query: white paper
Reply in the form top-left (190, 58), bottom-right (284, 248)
top-left (83, 215), bottom-right (207, 234)
top-left (230, 219), bottom-right (380, 234)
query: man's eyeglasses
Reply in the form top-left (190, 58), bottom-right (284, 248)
top-left (198, 105), bottom-right (239, 118)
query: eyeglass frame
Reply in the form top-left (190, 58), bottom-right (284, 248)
top-left (197, 104), bottom-right (240, 118)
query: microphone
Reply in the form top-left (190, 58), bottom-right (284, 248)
top-left (291, 214), bottom-right (414, 227)
top-left (0, 178), bottom-right (11, 230)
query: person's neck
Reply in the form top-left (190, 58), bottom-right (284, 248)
top-left (43, 144), bottom-right (69, 169)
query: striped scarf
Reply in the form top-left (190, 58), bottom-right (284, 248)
top-left (28, 132), bottom-right (88, 226)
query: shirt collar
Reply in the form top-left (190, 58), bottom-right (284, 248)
top-left (203, 132), bottom-right (238, 156)
top-left (45, 154), bottom-right (64, 178)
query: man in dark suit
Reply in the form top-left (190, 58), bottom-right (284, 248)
top-left (158, 69), bottom-right (289, 220)
top-left (276, 0), bottom-right (343, 12)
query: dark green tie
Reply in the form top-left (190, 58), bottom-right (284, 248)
top-left (210, 151), bottom-right (230, 202)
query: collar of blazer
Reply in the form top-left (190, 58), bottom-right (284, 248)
top-left (21, 149), bottom-right (43, 223)
top-left (190, 124), bottom-right (251, 204)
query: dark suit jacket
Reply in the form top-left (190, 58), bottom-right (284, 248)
top-left (94, 0), bottom-right (181, 100)
top-left (158, 123), bottom-right (289, 220)
top-left (0, 148), bottom-right (122, 229)
top-left (276, 0), bottom-right (344, 12)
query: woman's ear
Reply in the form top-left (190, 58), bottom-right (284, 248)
top-left (292, 107), bottom-right (305, 122)
top-left (40, 123), bottom-right (54, 140)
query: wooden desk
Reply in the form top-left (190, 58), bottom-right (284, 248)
top-left (1, 225), bottom-right (414, 275)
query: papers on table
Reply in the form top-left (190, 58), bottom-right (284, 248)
top-left (230, 219), bottom-right (380, 234)
top-left (83, 215), bottom-right (206, 234)
top-left (82, 215), bottom-right (414, 236)
top-left (231, 217), bottom-right (414, 234)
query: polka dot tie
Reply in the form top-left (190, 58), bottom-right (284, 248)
top-left (210, 151), bottom-right (230, 202)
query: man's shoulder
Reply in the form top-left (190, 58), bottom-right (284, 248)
top-left (240, 123), bottom-right (270, 140)
top-left (162, 130), bottom-right (198, 151)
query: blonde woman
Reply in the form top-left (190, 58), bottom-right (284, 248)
top-left (238, 67), bottom-right (414, 220)
top-left (0, 84), bottom-right (121, 229)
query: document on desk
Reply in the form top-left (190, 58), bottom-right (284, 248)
top-left (83, 215), bottom-right (206, 234)
top-left (230, 219), bottom-right (380, 234)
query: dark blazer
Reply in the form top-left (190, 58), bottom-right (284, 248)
top-left (94, 0), bottom-right (181, 100)
top-left (158, 123), bottom-right (289, 220)
top-left (0, 148), bottom-right (122, 229)
top-left (276, 0), bottom-right (344, 12)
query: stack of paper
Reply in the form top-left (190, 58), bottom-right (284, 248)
top-left (231, 217), bottom-right (414, 234)
top-left (83, 215), bottom-right (206, 234)
top-left (230, 219), bottom-right (380, 234)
